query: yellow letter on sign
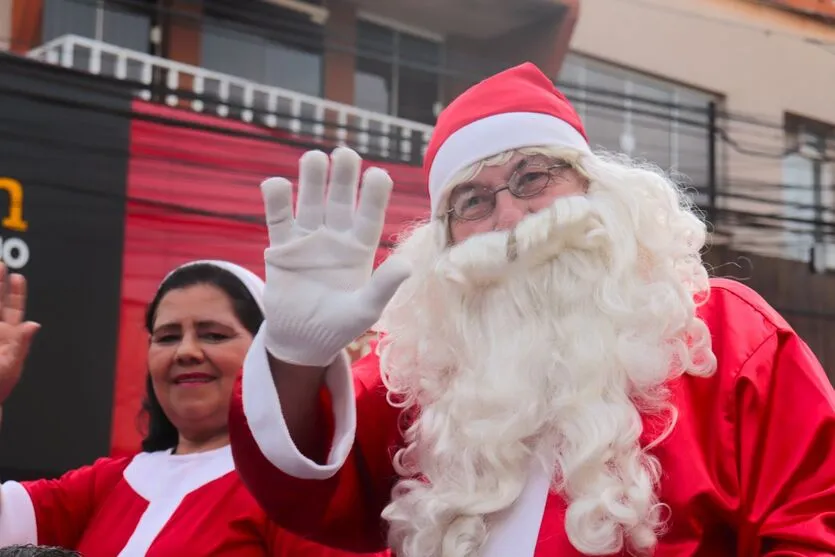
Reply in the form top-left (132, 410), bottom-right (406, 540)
top-left (0, 178), bottom-right (28, 232)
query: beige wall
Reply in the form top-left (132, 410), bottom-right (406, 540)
top-left (572, 0), bottom-right (835, 119)
top-left (0, 0), bottom-right (11, 51)
top-left (569, 0), bottom-right (835, 262)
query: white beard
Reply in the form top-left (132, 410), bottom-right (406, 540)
top-left (376, 156), bottom-right (717, 557)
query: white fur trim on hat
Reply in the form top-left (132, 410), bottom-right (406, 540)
top-left (428, 112), bottom-right (591, 216)
top-left (162, 260), bottom-right (265, 314)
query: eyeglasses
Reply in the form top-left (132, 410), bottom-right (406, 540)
top-left (445, 162), bottom-right (571, 222)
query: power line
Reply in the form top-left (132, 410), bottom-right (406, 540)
top-left (3, 49), bottom-right (834, 245)
top-left (26, 0), bottom-right (835, 139)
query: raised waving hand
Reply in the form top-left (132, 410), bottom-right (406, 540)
top-left (0, 264), bottom-right (39, 407)
top-left (260, 147), bottom-right (411, 367)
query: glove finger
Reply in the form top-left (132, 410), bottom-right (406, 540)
top-left (325, 147), bottom-right (361, 232)
top-left (260, 178), bottom-right (294, 246)
top-left (353, 167), bottom-right (393, 248)
top-left (295, 150), bottom-right (329, 231)
top-left (355, 255), bottom-right (411, 318)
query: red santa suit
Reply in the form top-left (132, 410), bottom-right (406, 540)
top-left (0, 440), bottom-right (371, 556)
top-left (230, 279), bottom-right (835, 556)
top-left (0, 259), bottom-right (379, 557)
top-left (227, 63), bottom-right (835, 556)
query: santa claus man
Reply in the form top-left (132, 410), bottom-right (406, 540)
top-left (229, 63), bottom-right (835, 556)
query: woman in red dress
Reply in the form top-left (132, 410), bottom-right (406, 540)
top-left (0, 260), bottom-right (383, 557)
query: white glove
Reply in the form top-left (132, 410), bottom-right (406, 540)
top-left (259, 147), bottom-right (412, 367)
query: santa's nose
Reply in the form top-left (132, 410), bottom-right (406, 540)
top-left (492, 189), bottom-right (528, 231)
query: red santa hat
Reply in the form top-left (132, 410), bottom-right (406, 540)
top-left (424, 62), bottom-right (590, 216)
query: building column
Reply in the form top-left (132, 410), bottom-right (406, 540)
top-left (159, 0), bottom-right (202, 108)
top-left (323, 0), bottom-right (357, 105)
top-left (163, 0), bottom-right (202, 66)
top-left (10, 0), bottom-right (43, 54)
top-left (322, 0), bottom-right (356, 142)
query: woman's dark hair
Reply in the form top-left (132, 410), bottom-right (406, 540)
top-left (140, 263), bottom-right (263, 453)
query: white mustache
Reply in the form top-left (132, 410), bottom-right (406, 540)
top-left (436, 195), bottom-right (605, 287)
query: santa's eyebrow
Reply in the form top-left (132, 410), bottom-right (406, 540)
top-left (454, 157), bottom-right (548, 194)
top-left (517, 156), bottom-right (556, 170)
top-left (498, 158), bottom-right (531, 181)
top-left (450, 181), bottom-right (481, 196)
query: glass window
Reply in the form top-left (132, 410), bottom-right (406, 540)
top-left (354, 63), bottom-right (392, 115)
top-left (781, 117), bottom-right (834, 265)
top-left (630, 77), bottom-right (673, 170)
top-left (558, 52), bottom-right (717, 206)
top-left (263, 42), bottom-right (321, 96)
top-left (200, 1), bottom-right (324, 97)
top-left (354, 19), bottom-right (442, 125)
top-left (399, 32), bottom-right (440, 69)
top-left (397, 33), bottom-right (440, 124)
top-left (354, 21), bottom-right (394, 114)
top-left (356, 20), bottom-right (394, 60)
top-left (675, 88), bottom-right (713, 204)
top-left (102, 3), bottom-right (151, 52)
top-left (42, 0), bottom-right (151, 52)
top-left (201, 19), bottom-right (264, 82)
top-left (556, 57), bottom-right (585, 119)
top-left (397, 69), bottom-right (437, 124)
top-left (582, 65), bottom-right (624, 153)
top-left (42, 0), bottom-right (97, 43)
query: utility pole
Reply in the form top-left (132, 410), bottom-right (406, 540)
top-left (706, 100), bottom-right (718, 229)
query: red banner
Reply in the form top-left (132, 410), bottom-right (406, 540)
top-left (111, 101), bottom-right (429, 455)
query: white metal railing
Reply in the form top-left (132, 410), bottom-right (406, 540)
top-left (27, 34), bottom-right (434, 162)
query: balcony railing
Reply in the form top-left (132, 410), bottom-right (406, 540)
top-left (27, 34), bottom-right (434, 162)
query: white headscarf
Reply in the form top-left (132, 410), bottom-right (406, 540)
top-left (161, 260), bottom-right (265, 315)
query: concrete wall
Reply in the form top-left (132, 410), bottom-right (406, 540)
top-left (572, 0), bottom-right (835, 129)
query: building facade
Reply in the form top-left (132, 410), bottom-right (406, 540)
top-left (12, 0), bottom-right (834, 271)
top-left (0, 0), bottom-right (584, 466)
top-left (2, 0), bottom-right (835, 475)
top-left (7, 0), bottom-right (579, 161)
top-left (562, 0), bottom-right (835, 269)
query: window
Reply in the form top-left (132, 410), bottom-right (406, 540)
top-left (558, 53), bottom-right (718, 207)
top-left (354, 21), bottom-right (394, 116)
top-left (782, 115), bottom-right (834, 270)
top-left (200, 0), bottom-right (324, 131)
top-left (42, 0), bottom-right (152, 53)
top-left (41, 0), bottom-right (152, 80)
top-left (354, 19), bottom-right (442, 125)
top-left (201, 0), bottom-right (324, 97)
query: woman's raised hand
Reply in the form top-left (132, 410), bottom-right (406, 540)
top-left (0, 264), bottom-right (39, 405)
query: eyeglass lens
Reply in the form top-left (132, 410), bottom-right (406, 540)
top-left (449, 163), bottom-right (561, 221)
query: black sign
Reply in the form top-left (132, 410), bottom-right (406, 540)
top-left (0, 54), bottom-right (132, 479)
